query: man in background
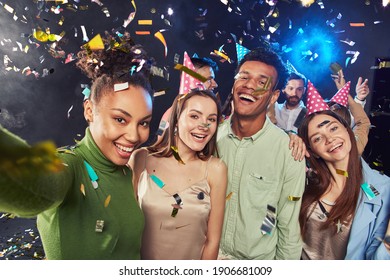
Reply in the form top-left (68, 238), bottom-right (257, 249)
top-left (268, 72), bottom-right (307, 134)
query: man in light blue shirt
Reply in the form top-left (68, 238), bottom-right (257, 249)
top-left (217, 47), bottom-right (306, 260)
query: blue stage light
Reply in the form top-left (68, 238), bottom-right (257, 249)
top-left (287, 25), bottom-right (341, 84)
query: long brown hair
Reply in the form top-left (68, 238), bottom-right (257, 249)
top-left (298, 110), bottom-right (363, 237)
top-left (147, 89), bottom-right (221, 160)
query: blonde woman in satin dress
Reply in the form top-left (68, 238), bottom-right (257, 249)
top-left (130, 89), bottom-right (227, 259)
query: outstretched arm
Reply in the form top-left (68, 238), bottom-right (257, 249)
top-left (0, 126), bottom-right (71, 217)
top-left (348, 94), bottom-right (370, 155)
top-left (331, 69), bottom-right (346, 90)
top-left (354, 77), bottom-right (369, 106)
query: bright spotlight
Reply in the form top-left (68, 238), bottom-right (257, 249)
top-left (383, 0), bottom-right (389, 7)
top-left (300, 0), bottom-right (315, 7)
top-left (167, 8), bottom-right (174, 16)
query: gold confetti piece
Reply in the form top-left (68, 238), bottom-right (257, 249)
top-left (253, 77), bottom-right (273, 96)
top-left (83, 34), bottom-right (104, 50)
top-left (52, 0), bottom-right (67, 4)
top-left (272, 8), bottom-right (279, 18)
top-left (58, 16), bottom-right (65, 26)
top-left (288, 196), bottom-right (300, 201)
top-left (104, 195), bottom-right (111, 207)
top-left (171, 146), bottom-right (185, 165)
top-left (135, 31), bottom-right (151, 35)
top-left (123, 0), bottom-right (137, 28)
top-left (59, 149), bottom-right (76, 155)
top-left (80, 184), bottom-right (86, 196)
top-left (33, 29), bottom-right (49, 42)
top-left (260, 19), bottom-right (266, 31)
top-left (350, 23), bottom-right (365, 27)
top-left (174, 64), bottom-right (208, 83)
top-left (336, 169), bottom-right (348, 177)
top-left (138, 19), bottom-right (153, 25)
top-left (226, 192), bottom-right (233, 201)
top-left (213, 50), bottom-right (231, 63)
top-left (154, 31), bottom-right (168, 57)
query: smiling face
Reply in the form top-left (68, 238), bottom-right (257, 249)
top-left (307, 113), bottom-right (351, 165)
top-left (232, 61), bottom-right (280, 120)
top-left (176, 95), bottom-right (218, 153)
top-left (84, 85), bottom-right (153, 166)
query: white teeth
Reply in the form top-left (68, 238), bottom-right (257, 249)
top-left (115, 143), bottom-right (134, 153)
top-left (329, 143), bottom-right (342, 152)
top-left (192, 133), bottom-right (206, 139)
top-left (239, 94), bottom-right (256, 102)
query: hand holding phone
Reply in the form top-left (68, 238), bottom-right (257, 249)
top-left (330, 62), bottom-right (345, 90)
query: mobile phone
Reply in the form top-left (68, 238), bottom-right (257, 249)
top-left (329, 62), bottom-right (342, 74)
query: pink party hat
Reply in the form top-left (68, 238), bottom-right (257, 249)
top-left (306, 80), bottom-right (330, 115)
top-left (330, 81), bottom-right (351, 107)
top-left (178, 51), bottom-right (203, 95)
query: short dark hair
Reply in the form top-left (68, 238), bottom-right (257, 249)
top-left (236, 47), bottom-right (289, 91)
top-left (191, 57), bottom-right (219, 72)
top-left (286, 72), bottom-right (307, 87)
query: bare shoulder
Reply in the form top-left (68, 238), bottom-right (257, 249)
top-left (128, 147), bottom-right (148, 170)
top-left (207, 156), bottom-right (228, 186)
top-left (209, 156), bottom-right (227, 172)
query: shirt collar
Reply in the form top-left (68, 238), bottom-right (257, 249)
top-left (227, 116), bottom-right (272, 142)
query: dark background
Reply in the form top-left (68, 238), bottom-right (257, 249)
top-left (0, 0), bottom-right (389, 259)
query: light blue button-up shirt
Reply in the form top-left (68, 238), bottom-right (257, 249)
top-left (217, 117), bottom-right (306, 259)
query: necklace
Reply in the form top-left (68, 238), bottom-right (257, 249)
top-left (320, 199), bottom-right (336, 206)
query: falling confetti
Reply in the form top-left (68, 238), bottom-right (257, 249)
top-left (104, 195), bottom-right (111, 208)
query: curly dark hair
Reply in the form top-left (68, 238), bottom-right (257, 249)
top-left (76, 31), bottom-right (154, 104)
top-left (237, 47), bottom-right (289, 91)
